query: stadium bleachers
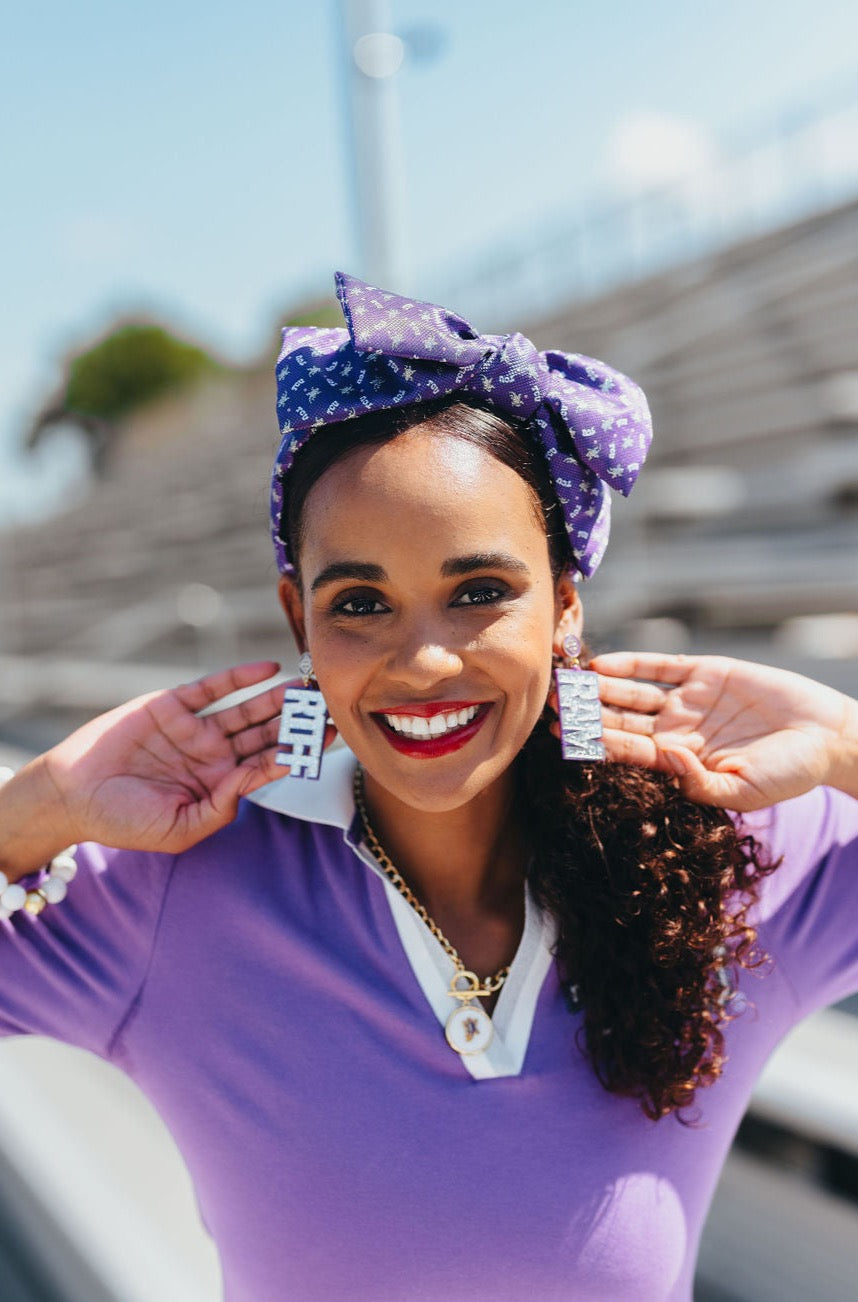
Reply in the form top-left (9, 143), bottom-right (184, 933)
top-left (526, 195), bottom-right (858, 644)
top-left (2, 195), bottom-right (856, 725)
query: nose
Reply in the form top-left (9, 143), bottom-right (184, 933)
top-left (386, 615), bottom-right (464, 690)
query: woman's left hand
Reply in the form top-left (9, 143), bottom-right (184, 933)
top-left (573, 652), bottom-right (858, 811)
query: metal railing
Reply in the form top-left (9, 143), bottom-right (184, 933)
top-left (430, 75), bottom-right (858, 326)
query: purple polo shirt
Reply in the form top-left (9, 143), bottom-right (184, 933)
top-left (2, 748), bottom-right (858, 1301)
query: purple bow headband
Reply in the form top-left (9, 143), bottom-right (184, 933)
top-left (270, 271), bottom-right (652, 578)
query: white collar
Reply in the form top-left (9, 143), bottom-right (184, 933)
top-left (247, 744), bottom-right (357, 830)
top-left (247, 744), bottom-right (558, 1080)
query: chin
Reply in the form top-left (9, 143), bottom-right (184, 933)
top-left (360, 747), bottom-right (516, 814)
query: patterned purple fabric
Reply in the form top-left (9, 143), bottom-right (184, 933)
top-left (270, 271), bottom-right (653, 579)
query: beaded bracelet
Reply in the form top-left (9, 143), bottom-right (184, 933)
top-left (0, 765), bottom-right (78, 920)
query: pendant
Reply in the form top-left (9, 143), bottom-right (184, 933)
top-left (444, 970), bottom-right (494, 1055)
top-left (276, 685), bottom-right (328, 780)
top-left (554, 666), bottom-right (605, 762)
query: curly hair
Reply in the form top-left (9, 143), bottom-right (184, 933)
top-left (282, 395), bottom-right (780, 1120)
top-left (519, 716), bottom-right (777, 1121)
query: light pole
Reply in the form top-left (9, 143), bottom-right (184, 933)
top-left (339, 0), bottom-right (410, 292)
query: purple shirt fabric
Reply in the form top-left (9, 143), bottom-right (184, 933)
top-left (2, 760), bottom-right (858, 1302)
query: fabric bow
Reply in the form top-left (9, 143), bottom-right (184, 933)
top-left (271, 271), bottom-right (652, 578)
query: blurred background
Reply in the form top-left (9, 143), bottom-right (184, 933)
top-left (1, 0), bottom-right (858, 1297)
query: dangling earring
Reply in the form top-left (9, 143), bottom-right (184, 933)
top-left (276, 651), bottom-right (329, 780)
top-left (553, 634), bottom-right (605, 762)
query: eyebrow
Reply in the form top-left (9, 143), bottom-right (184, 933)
top-left (440, 552), bottom-right (530, 578)
top-left (309, 552), bottom-right (530, 593)
top-left (310, 562), bottom-right (386, 593)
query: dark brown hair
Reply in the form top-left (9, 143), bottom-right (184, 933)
top-left (282, 395), bottom-right (574, 586)
top-left (282, 397), bottom-right (777, 1120)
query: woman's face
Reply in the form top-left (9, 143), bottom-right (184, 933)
top-left (279, 424), bottom-right (581, 814)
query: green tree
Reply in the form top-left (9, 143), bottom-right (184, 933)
top-left (63, 323), bottom-right (219, 422)
top-left (283, 303), bottom-right (343, 330)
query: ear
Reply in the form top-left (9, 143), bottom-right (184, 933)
top-left (278, 575), bottom-right (308, 653)
top-left (552, 571), bottom-right (584, 657)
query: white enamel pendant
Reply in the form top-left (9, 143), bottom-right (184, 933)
top-left (445, 1003), bottom-right (494, 1055)
top-left (444, 970), bottom-right (494, 1055)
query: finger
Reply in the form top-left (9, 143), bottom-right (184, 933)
top-left (601, 728), bottom-right (665, 769)
top-left (590, 652), bottom-right (695, 687)
top-left (228, 707), bottom-right (338, 756)
top-left (601, 706), bottom-right (656, 736)
top-left (244, 744), bottom-right (292, 785)
top-left (207, 751), bottom-right (284, 824)
top-left (656, 745), bottom-right (752, 810)
top-left (546, 682), bottom-right (667, 733)
top-left (176, 662), bottom-right (283, 716)
top-left (597, 675), bottom-right (669, 714)
top-left (231, 717), bottom-right (282, 762)
top-left (216, 677), bottom-right (327, 738)
top-left (650, 728), bottom-right (705, 751)
top-left (239, 709), bottom-right (340, 762)
top-left (544, 722), bottom-right (691, 780)
top-left (212, 683), bottom-right (288, 738)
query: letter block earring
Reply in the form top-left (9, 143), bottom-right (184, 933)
top-left (276, 652), bottom-right (328, 780)
top-left (554, 634), bottom-right (605, 762)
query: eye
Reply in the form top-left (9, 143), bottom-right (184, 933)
top-left (453, 583), bottom-right (507, 607)
top-left (331, 593), bottom-right (389, 616)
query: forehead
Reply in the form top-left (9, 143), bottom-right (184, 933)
top-left (300, 426), bottom-right (548, 568)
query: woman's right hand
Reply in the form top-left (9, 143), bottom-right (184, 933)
top-left (29, 660), bottom-right (321, 856)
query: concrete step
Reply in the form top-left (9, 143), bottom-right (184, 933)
top-left (697, 1145), bottom-right (858, 1302)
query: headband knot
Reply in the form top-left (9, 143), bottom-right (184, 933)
top-left (271, 271), bottom-right (652, 579)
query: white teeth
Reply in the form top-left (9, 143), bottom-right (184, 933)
top-left (382, 705), bottom-right (481, 739)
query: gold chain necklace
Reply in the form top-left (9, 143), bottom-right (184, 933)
top-left (353, 765), bottom-right (510, 1055)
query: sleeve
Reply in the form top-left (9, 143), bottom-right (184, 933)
top-left (0, 842), bottom-right (176, 1060)
top-left (745, 786), bottom-right (858, 1018)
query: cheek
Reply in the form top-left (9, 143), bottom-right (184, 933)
top-left (484, 624), bottom-right (554, 714)
top-left (508, 650), bottom-right (553, 712)
top-left (307, 626), bottom-right (376, 709)
top-left (507, 606), bottom-right (557, 713)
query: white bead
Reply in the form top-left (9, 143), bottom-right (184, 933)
top-left (0, 766), bottom-right (15, 786)
top-left (49, 853), bottom-right (77, 882)
top-left (41, 877), bottom-right (68, 905)
top-left (1, 884), bottom-right (26, 912)
top-left (0, 871), bottom-right (7, 893)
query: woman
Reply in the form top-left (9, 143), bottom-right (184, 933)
top-left (1, 272), bottom-right (857, 1301)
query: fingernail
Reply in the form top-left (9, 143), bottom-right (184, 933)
top-left (666, 750), bottom-right (687, 776)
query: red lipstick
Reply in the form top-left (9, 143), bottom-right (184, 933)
top-left (372, 703), bottom-right (492, 758)
top-left (377, 700), bottom-right (484, 718)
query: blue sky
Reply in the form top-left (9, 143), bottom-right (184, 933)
top-left (3, 0), bottom-right (858, 520)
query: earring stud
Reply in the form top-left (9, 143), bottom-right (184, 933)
top-left (562, 634), bottom-right (582, 663)
top-left (298, 651), bottom-right (314, 684)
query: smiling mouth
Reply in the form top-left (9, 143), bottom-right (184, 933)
top-left (371, 702), bottom-right (492, 756)
top-left (380, 703), bottom-right (483, 739)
